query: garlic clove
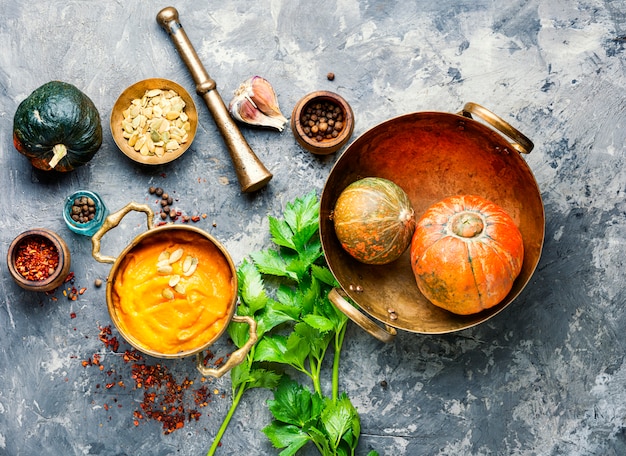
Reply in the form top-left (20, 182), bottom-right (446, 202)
top-left (229, 93), bottom-right (288, 131)
top-left (248, 76), bottom-right (287, 120)
top-left (229, 76), bottom-right (288, 131)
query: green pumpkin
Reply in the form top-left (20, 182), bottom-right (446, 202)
top-left (333, 177), bottom-right (416, 265)
top-left (13, 81), bottom-right (102, 172)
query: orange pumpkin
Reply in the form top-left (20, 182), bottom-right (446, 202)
top-left (410, 195), bottom-right (524, 315)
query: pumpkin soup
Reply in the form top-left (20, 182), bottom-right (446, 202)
top-left (111, 231), bottom-right (235, 355)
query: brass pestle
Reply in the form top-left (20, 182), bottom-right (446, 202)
top-left (157, 6), bottom-right (273, 193)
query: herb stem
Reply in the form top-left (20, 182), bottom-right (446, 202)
top-left (207, 384), bottom-right (247, 456)
top-left (332, 322), bottom-right (347, 402)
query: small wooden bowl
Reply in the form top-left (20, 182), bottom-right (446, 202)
top-left (110, 78), bottom-right (198, 165)
top-left (7, 229), bottom-right (71, 292)
top-left (291, 91), bottom-right (354, 155)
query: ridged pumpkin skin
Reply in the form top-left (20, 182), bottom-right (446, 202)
top-left (333, 177), bottom-right (416, 265)
top-left (410, 195), bottom-right (524, 315)
top-left (13, 81), bottom-right (102, 172)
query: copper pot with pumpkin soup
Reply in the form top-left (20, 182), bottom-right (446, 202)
top-left (91, 202), bottom-right (257, 378)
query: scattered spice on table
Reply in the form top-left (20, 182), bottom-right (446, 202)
top-left (81, 325), bottom-right (222, 434)
top-left (14, 235), bottom-right (59, 281)
top-left (147, 186), bottom-right (207, 225)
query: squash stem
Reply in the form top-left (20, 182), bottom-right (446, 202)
top-left (48, 144), bottom-right (67, 169)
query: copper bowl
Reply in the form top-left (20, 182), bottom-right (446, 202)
top-left (110, 78), bottom-right (198, 165)
top-left (7, 229), bottom-right (71, 292)
top-left (291, 91), bottom-right (354, 155)
top-left (320, 103), bottom-right (544, 342)
top-left (91, 202), bottom-right (256, 378)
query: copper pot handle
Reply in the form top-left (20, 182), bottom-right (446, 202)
top-left (91, 202), bottom-right (155, 264)
top-left (460, 102), bottom-right (534, 155)
top-left (195, 315), bottom-right (258, 378)
top-left (329, 288), bottom-right (397, 343)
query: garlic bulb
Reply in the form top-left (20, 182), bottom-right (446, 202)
top-left (228, 76), bottom-right (288, 131)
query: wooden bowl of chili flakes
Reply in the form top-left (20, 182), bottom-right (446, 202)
top-left (7, 228), bottom-right (71, 292)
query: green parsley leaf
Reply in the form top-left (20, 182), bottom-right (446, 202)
top-left (267, 377), bottom-right (324, 427)
top-left (262, 422), bottom-right (311, 456)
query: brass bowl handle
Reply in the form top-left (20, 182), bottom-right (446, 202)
top-left (460, 102), bottom-right (534, 155)
top-left (195, 315), bottom-right (258, 378)
top-left (91, 202), bottom-right (155, 264)
top-left (329, 288), bottom-right (397, 343)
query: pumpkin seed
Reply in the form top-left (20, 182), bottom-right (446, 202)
top-left (165, 140), bottom-right (180, 151)
top-left (146, 89), bottom-right (163, 98)
top-left (183, 256), bottom-right (198, 276)
top-left (168, 248), bottom-right (184, 264)
top-left (174, 283), bottom-right (187, 295)
top-left (158, 250), bottom-right (170, 262)
top-left (121, 88), bottom-right (189, 157)
top-left (169, 275), bottom-right (181, 287)
top-left (157, 264), bottom-right (173, 274)
top-left (162, 288), bottom-right (175, 300)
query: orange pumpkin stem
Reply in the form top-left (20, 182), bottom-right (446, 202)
top-left (450, 212), bottom-right (484, 238)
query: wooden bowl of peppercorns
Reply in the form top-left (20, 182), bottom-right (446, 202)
top-left (291, 91), bottom-right (354, 155)
top-left (7, 228), bottom-right (72, 292)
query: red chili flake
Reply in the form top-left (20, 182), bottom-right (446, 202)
top-left (86, 325), bottom-right (221, 434)
top-left (78, 287), bottom-right (87, 295)
top-left (65, 271), bottom-right (75, 283)
top-left (70, 312), bottom-right (77, 319)
top-left (14, 236), bottom-right (60, 281)
top-left (191, 215), bottom-right (200, 222)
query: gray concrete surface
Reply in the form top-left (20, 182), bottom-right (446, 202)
top-left (1, 1), bottom-right (626, 455)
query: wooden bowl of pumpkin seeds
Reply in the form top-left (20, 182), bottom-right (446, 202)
top-left (110, 78), bottom-right (198, 165)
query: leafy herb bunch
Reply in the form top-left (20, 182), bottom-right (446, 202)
top-left (208, 191), bottom-right (377, 456)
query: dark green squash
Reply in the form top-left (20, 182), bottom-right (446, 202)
top-left (13, 81), bottom-right (102, 172)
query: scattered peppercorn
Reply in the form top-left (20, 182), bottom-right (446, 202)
top-left (300, 100), bottom-right (344, 142)
top-left (327, 72), bottom-right (335, 81)
top-left (148, 186), bottom-right (204, 224)
top-left (94, 278), bottom-right (103, 288)
top-left (71, 196), bottom-right (97, 224)
top-left (14, 236), bottom-right (59, 281)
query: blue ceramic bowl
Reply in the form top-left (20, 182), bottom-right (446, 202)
top-left (63, 190), bottom-right (108, 236)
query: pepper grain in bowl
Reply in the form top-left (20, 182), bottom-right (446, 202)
top-left (291, 91), bottom-right (354, 155)
top-left (110, 78), bottom-right (198, 166)
top-left (109, 230), bottom-right (235, 356)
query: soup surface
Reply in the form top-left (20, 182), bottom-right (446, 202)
top-left (111, 230), bottom-right (235, 355)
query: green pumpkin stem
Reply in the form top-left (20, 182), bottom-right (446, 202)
top-left (48, 144), bottom-right (67, 169)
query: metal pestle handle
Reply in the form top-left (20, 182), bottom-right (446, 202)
top-left (156, 6), bottom-right (272, 193)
